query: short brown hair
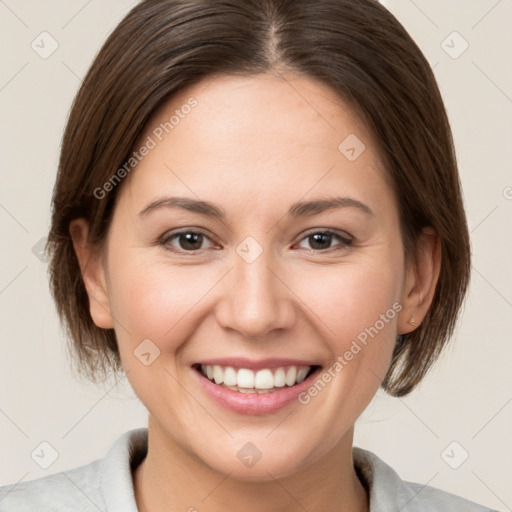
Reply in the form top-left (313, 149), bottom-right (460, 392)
top-left (47, 0), bottom-right (470, 396)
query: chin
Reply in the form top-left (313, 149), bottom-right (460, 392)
top-left (193, 436), bottom-right (321, 483)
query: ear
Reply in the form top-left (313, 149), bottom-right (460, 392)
top-left (69, 218), bottom-right (114, 329)
top-left (398, 227), bottom-right (441, 335)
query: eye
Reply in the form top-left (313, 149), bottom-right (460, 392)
top-left (159, 228), bottom-right (353, 254)
top-left (295, 230), bottom-right (353, 252)
top-left (161, 229), bottom-right (217, 253)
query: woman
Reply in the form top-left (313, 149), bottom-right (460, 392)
top-left (0, 0), bottom-right (497, 510)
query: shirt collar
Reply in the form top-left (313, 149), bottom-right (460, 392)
top-left (101, 428), bottom-right (147, 512)
top-left (353, 446), bottom-right (409, 511)
top-left (100, 428), bottom-right (407, 512)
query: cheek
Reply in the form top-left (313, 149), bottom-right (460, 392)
top-left (105, 255), bottom-right (205, 405)
top-left (289, 249), bottom-right (403, 401)
top-left (294, 254), bottom-right (402, 341)
top-left (291, 262), bottom-right (401, 426)
top-left (106, 251), bottom-right (223, 353)
top-left (109, 267), bottom-right (179, 333)
top-left (106, 224), bottom-right (404, 365)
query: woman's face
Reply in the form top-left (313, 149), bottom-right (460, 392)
top-left (93, 72), bottom-right (414, 479)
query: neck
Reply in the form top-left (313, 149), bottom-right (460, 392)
top-left (134, 414), bottom-right (368, 512)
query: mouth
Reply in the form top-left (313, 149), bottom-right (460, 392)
top-left (192, 363), bottom-right (320, 393)
top-left (191, 357), bottom-right (324, 414)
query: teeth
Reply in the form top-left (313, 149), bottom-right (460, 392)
top-left (296, 368), bottom-right (309, 384)
top-left (274, 368), bottom-right (286, 387)
top-left (200, 364), bottom-right (312, 390)
top-left (213, 365), bottom-right (224, 385)
top-left (237, 368), bottom-right (255, 388)
top-left (223, 366), bottom-right (237, 386)
top-left (254, 369), bottom-right (273, 389)
top-left (285, 366), bottom-right (297, 386)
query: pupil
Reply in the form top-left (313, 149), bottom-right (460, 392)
top-left (310, 233), bottom-right (331, 250)
top-left (180, 233), bottom-right (202, 250)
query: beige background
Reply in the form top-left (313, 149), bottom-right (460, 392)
top-left (0, 0), bottom-right (511, 509)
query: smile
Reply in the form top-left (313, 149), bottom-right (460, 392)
top-left (197, 364), bottom-right (316, 393)
top-left (192, 360), bottom-right (322, 415)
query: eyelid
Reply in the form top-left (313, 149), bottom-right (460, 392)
top-left (297, 227), bottom-right (353, 242)
top-left (160, 228), bottom-right (219, 252)
top-left (293, 228), bottom-right (354, 251)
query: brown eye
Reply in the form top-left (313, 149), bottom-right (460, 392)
top-left (308, 233), bottom-right (333, 250)
top-left (297, 230), bottom-right (353, 252)
top-left (176, 232), bottom-right (204, 250)
top-left (161, 230), bottom-right (215, 252)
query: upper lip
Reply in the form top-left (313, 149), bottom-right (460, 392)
top-left (193, 358), bottom-right (321, 371)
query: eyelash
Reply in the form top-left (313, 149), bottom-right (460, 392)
top-left (159, 228), bottom-right (354, 254)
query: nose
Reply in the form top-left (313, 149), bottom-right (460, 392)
top-left (215, 248), bottom-right (296, 339)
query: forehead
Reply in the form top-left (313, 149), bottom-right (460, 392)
top-left (154, 71), bottom-right (370, 154)
top-left (119, 72), bottom-right (391, 215)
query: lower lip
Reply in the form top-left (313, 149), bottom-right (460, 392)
top-left (192, 367), bottom-right (321, 415)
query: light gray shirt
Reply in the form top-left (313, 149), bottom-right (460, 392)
top-left (0, 428), bottom-right (496, 511)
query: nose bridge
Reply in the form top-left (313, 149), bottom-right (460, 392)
top-left (216, 242), bottom-right (295, 338)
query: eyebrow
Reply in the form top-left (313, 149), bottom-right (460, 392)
top-left (138, 195), bottom-right (374, 219)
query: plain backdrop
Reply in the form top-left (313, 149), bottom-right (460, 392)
top-left (0, 0), bottom-right (511, 510)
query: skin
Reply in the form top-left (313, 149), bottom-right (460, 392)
top-left (71, 71), bottom-right (440, 511)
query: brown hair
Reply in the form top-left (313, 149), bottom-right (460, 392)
top-left (47, 0), bottom-right (470, 396)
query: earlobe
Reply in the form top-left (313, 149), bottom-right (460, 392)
top-left (398, 228), bottom-right (441, 335)
top-left (69, 219), bottom-right (114, 329)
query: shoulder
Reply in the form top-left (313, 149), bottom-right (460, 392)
top-left (353, 447), bottom-right (497, 512)
top-left (0, 428), bottom-right (147, 512)
top-left (0, 458), bottom-right (104, 511)
top-left (402, 480), bottom-right (495, 511)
